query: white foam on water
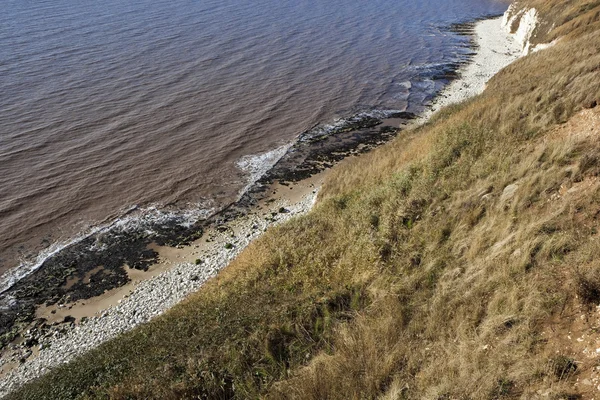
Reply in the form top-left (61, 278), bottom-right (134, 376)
top-left (236, 143), bottom-right (292, 192)
top-left (0, 140), bottom-right (295, 310)
top-left (234, 108), bottom-right (407, 201)
top-left (1, 135), bottom-right (323, 297)
top-left (412, 79), bottom-right (436, 93)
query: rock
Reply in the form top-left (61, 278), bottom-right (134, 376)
top-left (19, 350), bottom-right (32, 363)
top-left (500, 183), bottom-right (519, 204)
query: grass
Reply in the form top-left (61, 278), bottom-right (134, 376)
top-left (7, 1), bottom-right (600, 399)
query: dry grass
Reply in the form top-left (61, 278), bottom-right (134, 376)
top-left (7, 1), bottom-right (600, 399)
top-left (266, 103), bottom-right (600, 399)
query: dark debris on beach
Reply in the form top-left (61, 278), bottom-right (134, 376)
top-left (0, 221), bottom-right (204, 350)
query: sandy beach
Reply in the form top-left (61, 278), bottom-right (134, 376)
top-left (0, 14), bottom-right (525, 398)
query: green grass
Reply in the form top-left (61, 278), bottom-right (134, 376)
top-left (7, 1), bottom-right (600, 399)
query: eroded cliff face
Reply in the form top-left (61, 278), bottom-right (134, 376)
top-left (501, 3), bottom-right (554, 54)
top-left (502, 0), bottom-right (600, 54)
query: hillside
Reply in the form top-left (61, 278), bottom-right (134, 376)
top-left (6, 0), bottom-right (600, 398)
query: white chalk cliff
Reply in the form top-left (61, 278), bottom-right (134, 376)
top-left (502, 4), bottom-right (554, 55)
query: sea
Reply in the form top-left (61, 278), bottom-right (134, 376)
top-left (0, 0), bottom-right (508, 292)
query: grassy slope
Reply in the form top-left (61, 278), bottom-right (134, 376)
top-left (8, 1), bottom-right (600, 399)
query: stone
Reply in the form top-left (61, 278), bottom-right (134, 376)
top-left (500, 183), bottom-right (519, 204)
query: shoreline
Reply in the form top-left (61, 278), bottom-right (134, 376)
top-left (0, 14), bottom-right (523, 398)
top-left (415, 16), bottom-right (522, 125)
top-left (0, 173), bottom-right (326, 395)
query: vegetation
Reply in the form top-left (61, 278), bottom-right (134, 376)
top-left (8, 0), bottom-right (600, 398)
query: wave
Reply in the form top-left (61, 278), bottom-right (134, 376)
top-left (236, 144), bottom-right (292, 194)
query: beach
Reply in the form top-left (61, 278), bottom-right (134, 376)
top-left (416, 16), bottom-right (522, 124)
top-left (0, 14), bottom-right (524, 398)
